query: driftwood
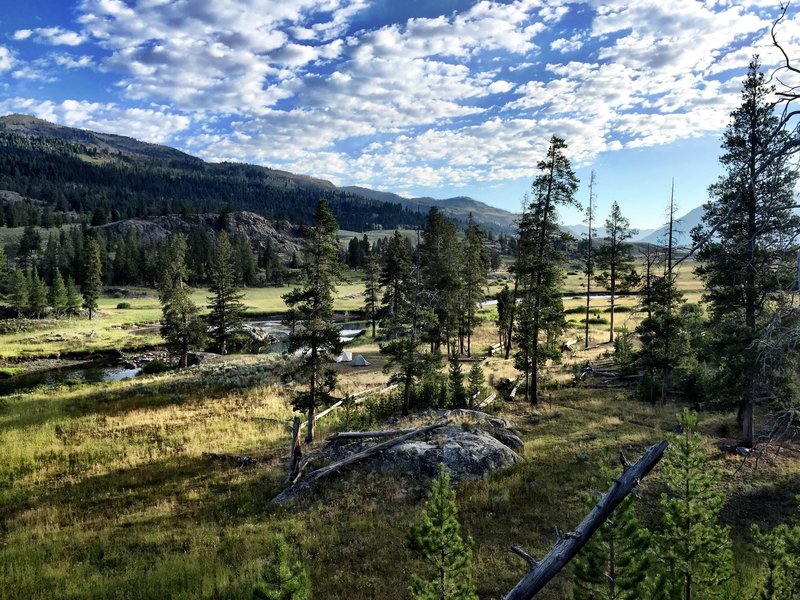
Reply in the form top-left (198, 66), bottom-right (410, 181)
top-left (502, 440), bottom-right (669, 600)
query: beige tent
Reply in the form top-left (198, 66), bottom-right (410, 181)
top-left (334, 351), bottom-right (353, 363)
top-left (350, 354), bottom-right (370, 367)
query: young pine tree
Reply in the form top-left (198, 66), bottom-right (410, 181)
top-left (9, 268), bottom-right (29, 318)
top-left (82, 237), bottom-right (102, 320)
top-left (448, 353), bottom-right (467, 409)
top-left (207, 231), bottom-right (245, 355)
top-left (466, 363), bottom-right (485, 408)
top-left (159, 234), bottom-right (206, 368)
top-left (252, 536), bottom-right (310, 600)
top-left (48, 270), bottom-right (68, 318)
top-left (27, 268), bottom-right (48, 318)
top-left (65, 276), bottom-right (82, 318)
top-left (750, 497), bottom-right (800, 600)
top-left (282, 199), bottom-right (342, 443)
top-left (408, 464), bottom-right (478, 600)
top-left (571, 465), bottom-right (651, 600)
top-left (654, 409), bottom-right (733, 600)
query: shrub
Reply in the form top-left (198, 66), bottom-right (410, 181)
top-left (141, 359), bottom-right (169, 375)
top-left (116, 302), bottom-right (131, 309)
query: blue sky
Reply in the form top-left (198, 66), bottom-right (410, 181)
top-left (1, 0), bottom-right (798, 228)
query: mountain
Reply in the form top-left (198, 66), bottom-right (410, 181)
top-left (638, 206), bottom-right (705, 247)
top-left (0, 114), bottom-right (426, 232)
top-left (342, 185), bottom-right (518, 232)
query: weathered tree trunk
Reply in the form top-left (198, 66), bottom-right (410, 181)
top-left (285, 416), bottom-right (302, 484)
top-left (502, 440), bottom-right (669, 600)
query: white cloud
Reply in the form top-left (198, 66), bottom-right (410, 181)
top-left (52, 54), bottom-right (94, 69)
top-left (0, 97), bottom-right (192, 144)
top-left (14, 27), bottom-right (88, 46)
top-left (0, 46), bottom-right (16, 72)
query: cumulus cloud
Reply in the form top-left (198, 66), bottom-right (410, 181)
top-left (3, 0), bottom-right (797, 196)
top-left (0, 97), bottom-right (192, 143)
top-left (14, 27), bottom-right (88, 46)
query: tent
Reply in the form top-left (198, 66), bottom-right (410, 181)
top-left (334, 351), bottom-right (353, 363)
top-left (350, 354), bottom-right (370, 367)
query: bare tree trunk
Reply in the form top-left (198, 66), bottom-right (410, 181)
top-left (502, 441), bottom-right (669, 600)
top-left (285, 416), bottom-right (302, 484)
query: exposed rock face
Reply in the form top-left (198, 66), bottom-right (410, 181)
top-left (321, 409), bottom-right (523, 483)
top-left (95, 211), bottom-right (303, 259)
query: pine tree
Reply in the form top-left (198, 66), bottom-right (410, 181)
top-left (0, 245), bottom-right (7, 292)
top-left (82, 237), bottom-right (102, 320)
top-left (27, 267), bottom-right (48, 318)
top-left (594, 201), bottom-right (639, 343)
top-left (408, 464), bottom-right (478, 600)
top-left (514, 136), bottom-right (579, 404)
top-left (654, 409), bottom-right (733, 599)
top-left (583, 170), bottom-right (597, 350)
top-left (65, 276), bottom-right (82, 318)
top-left (694, 58), bottom-right (800, 447)
top-left (448, 354), bottom-right (466, 408)
top-left (362, 251), bottom-right (380, 338)
top-left (420, 208), bottom-right (462, 357)
top-left (466, 363), bottom-right (485, 409)
top-left (495, 284), bottom-right (513, 348)
top-left (48, 270), bottom-right (68, 318)
top-left (571, 465), bottom-right (651, 600)
top-left (252, 536), bottom-right (311, 600)
top-left (379, 230), bottom-right (413, 338)
top-left (282, 199), bottom-right (342, 443)
top-left (9, 268), bottom-right (29, 317)
top-left (460, 215), bottom-right (489, 356)
top-left (207, 231), bottom-right (245, 355)
top-left (750, 501), bottom-right (800, 600)
top-left (159, 234), bottom-right (206, 368)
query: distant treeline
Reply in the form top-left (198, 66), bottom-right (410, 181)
top-left (0, 131), bottom-right (427, 231)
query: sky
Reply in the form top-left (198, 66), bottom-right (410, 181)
top-left (1, 0), bottom-right (800, 229)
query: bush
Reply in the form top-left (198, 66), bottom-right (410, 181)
top-left (116, 302), bottom-right (131, 309)
top-left (141, 359), bottom-right (169, 375)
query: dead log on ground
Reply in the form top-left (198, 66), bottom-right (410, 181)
top-left (502, 440), bottom-right (669, 600)
top-left (326, 427), bottom-right (420, 441)
top-left (272, 420), bottom-right (450, 503)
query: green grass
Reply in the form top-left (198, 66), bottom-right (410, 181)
top-left (0, 347), bottom-right (797, 599)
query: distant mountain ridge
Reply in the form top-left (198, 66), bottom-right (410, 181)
top-left (341, 185), bottom-right (519, 231)
top-left (0, 114), bottom-right (517, 234)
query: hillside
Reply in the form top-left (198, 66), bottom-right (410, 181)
top-left (0, 114), bottom-right (426, 232)
top-left (638, 205), bottom-right (705, 247)
top-left (343, 185), bottom-right (518, 232)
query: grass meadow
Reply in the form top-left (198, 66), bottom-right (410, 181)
top-left (0, 257), bottom-right (797, 598)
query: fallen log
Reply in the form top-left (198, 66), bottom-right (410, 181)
top-left (477, 393), bottom-right (498, 409)
top-left (327, 427), bottom-right (420, 441)
top-left (272, 420), bottom-right (451, 503)
top-left (502, 440), bottom-right (669, 600)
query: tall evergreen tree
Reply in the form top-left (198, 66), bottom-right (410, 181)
top-left (159, 234), bottom-right (206, 368)
top-left (594, 201), bottom-right (639, 343)
top-left (9, 268), bottom-right (28, 317)
top-left (48, 270), bottom-right (68, 318)
top-left (65, 276), bottom-right (82, 318)
top-left (495, 284), bottom-right (513, 349)
top-left (408, 464), bottom-right (478, 600)
top-left (654, 410), bottom-right (733, 599)
top-left (460, 215), bottom-right (489, 356)
top-left (448, 354), bottom-right (466, 408)
top-left (379, 230), bottom-right (413, 337)
top-left (514, 136), bottom-right (579, 404)
top-left (420, 208), bottom-right (462, 357)
top-left (27, 268), bottom-right (48, 319)
top-left (207, 231), bottom-right (245, 355)
top-left (282, 199), bottom-right (342, 443)
top-left (362, 251), bottom-right (380, 337)
top-left (583, 170), bottom-right (597, 350)
top-left (466, 363), bottom-right (485, 409)
top-left (694, 58), bottom-right (800, 447)
top-left (82, 237), bottom-right (102, 320)
top-left (572, 466), bottom-right (651, 600)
